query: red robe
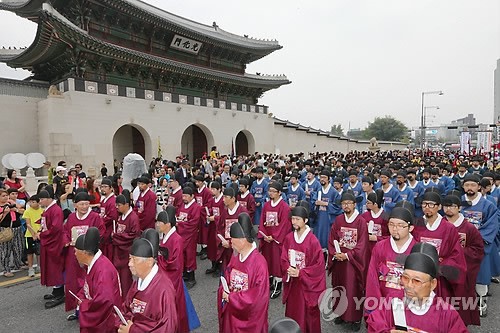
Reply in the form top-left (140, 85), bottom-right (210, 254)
top-left (328, 212), bottom-right (369, 322)
top-left (366, 295), bottom-right (468, 333)
top-left (167, 187), bottom-right (183, 210)
top-left (413, 215), bottom-right (467, 299)
top-left (280, 228), bottom-right (326, 333)
top-left (176, 200), bottom-right (201, 271)
top-left (39, 201), bottom-right (64, 287)
top-left (195, 185), bottom-right (214, 245)
top-left (63, 210), bottom-right (105, 311)
top-left (208, 194), bottom-right (225, 262)
top-left (78, 252), bottom-right (122, 333)
top-left (217, 203), bottom-right (248, 271)
top-left (122, 266), bottom-right (178, 333)
top-left (134, 188), bottom-right (157, 231)
top-left (218, 246), bottom-right (270, 333)
top-left (158, 229), bottom-right (189, 333)
top-left (452, 215), bottom-right (484, 326)
top-left (258, 198), bottom-right (292, 277)
top-left (365, 236), bottom-right (417, 316)
top-left (361, 209), bottom-right (389, 255)
top-left (112, 208), bottom-right (141, 300)
top-left (237, 191), bottom-right (256, 223)
top-left (99, 193), bottom-right (118, 260)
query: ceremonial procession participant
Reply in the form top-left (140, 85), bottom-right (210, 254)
top-left (461, 174), bottom-right (499, 316)
top-left (258, 181), bottom-right (292, 299)
top-left (218, 213), bottom-right (269, 333)
top-left (167, 175), bottom-right (183, 210)
top-left (112, 191), bottom-right (141, 299)
top-left (280, 202), bottom-right (326, 333)
top-left (332, 176), bottom-right (344, 195)
top-left (206, 181), bottom-right (224, 275)
top-left (236, 178), bottom-right (256, 222)
top-left (361, 189), bottom-right (389, 254)
top-left (37, 189), bottom-right (65, 309)
top-left (365, 207), bottom-right (417, 316)
top-left (328, 191), bottom-right (369, 330)
top-left (344, 170), bottom-right (362, 196)
top-left (443, 193), bottom-right (484, 326)
top-left (314, 170), bottom-right (342, 251)
top-left (412, 191), bottom-right (466, 299)
top-left (63, 191), bottom-right (105, 320)
top-left (194, 174), bottom-right (214, 260)
top-left (99, 178), bottom-right (118, 259)
top-left (395, 171), bottom-right (415, 205)
top-left (379, 169), bottom-right (401, 214)
top-left (406, 169), bottom-right (425, 217)
top-left (176, 186), bottom-right (201, 288)
top-left (74, 227), bottom-right (121, 333)
top-left (286, 173), bottom-right (305, 208)
top-left (156, 207), bottom-right (189, 333)
top-left (302, 168), bottom-right (321, 224)
top-left (366, 243), bottom-right (468, 333)
top-left (453, 163), bottom-right (470, 193)
top-left (250, 167), bottom-right (268, 225)
top-left (357, 176), bottom-right (375, 214)
top-left (133, 176), bottom-right (157, 231)
top-left (118, 237), bottom-right (178, 333)
top-left (217, 187), bottom-right (248, 273)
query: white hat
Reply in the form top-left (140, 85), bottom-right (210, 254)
top-left (56, 166), bottom-right (66, 172)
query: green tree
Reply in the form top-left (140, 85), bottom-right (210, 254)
top-left (365, 116), bottom-right (408, 141)
top-left (330, 124), bottom-right (345, 136)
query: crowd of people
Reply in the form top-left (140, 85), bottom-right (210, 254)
top-left (0, 148), bottom-right (499, 332)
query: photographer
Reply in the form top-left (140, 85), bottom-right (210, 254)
top-left (0, 189), bottom-right (24, 277)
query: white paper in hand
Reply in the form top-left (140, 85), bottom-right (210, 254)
top-left (391, 298), bottom-right (407, 330)
top-left (68, 290), bottom-right (82, 303)
top-left (317, 190), bottom-right (321, 201)
top-left (220, 276), bottom-right (230, 294)
top-left (334, 240), bottom-right (341, 254)
top-left (368, 220), bottom-right (374, 234)
top-left (259, 230), bottom-right (268, 238)
top-left (217, 234), bottom-right (226, 242)
top-left (290, 249), bottom-right (296, 268)
top-left (113, 220), bottom-right (116, 234)
top-left (114, 305), bottom-right (128, 325)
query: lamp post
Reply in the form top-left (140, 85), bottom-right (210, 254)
top-left (420, 91), bottom-right (443, 151)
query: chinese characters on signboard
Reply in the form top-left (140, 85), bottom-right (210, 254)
top-left (170, 34), bottom-right (203, 55)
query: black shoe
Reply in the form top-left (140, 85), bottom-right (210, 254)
top-left (186, 271), bottom-right (196, 289)
top-left (350, 321), bottom-right (361, 331)
top-left (212, 268), bottom-right (221, 278)
top-left (270, 281), bottom-right (282, 299)
top-left (182, 271), bottom-right (188, 281)
top-left (66, 312), bottom-right (78, 321)
top-left (45, 296), bottom-right (65, 309)
top-left (43, 293), bottom-right (56, 300)
top-left (205, 262), bottom-right (217, 274)
top-left (491, 277), bottom-right (500, 284)
top-left (333, 317), bottom-right (345, 325)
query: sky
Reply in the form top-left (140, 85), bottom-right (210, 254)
top-left (0, 0), bottom-right (499, 133)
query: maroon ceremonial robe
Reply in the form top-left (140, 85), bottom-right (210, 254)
top-left (452, 215), bottom-right (484, 326)
top-left (361, 209), bottom-right (389, 255)
top-left (217, 202), bottom-right (248, 271)
top-left (176, 199), bottom-right (201, 271)
top-left (78, 252), bottom-right (122, 333)
top-left (134, 188), bottom-right (157, 231)
top-left (366, 294), bottom-right (468, 333)
top-left (208, 194), bottom-right (225, 262)
top-left (112, 208), bottom-right (141, 300)
top-left (365, 236), bottom-right (417, 316)
top-left (167, 187), bottom-right (183, 210)
top-left (280, 227), bottom-right (326, 333)
top-left (328, 211), bottom-right (369, 323)
top-left (63, 210), bottom-right (105, 311)
top-left (99, 193), bottom-right (118, 260)
top-left (195, 185), bottom-right (214, 245)
top-left (218, 245), bottom-right (270, 333)
top-left (39, 201), bottom-right (64, 286)
top-left (258, 198), bottom-right (292, 277)
top-left (413, 215), bottom-right (467, 299)
top-left (122, 266), bottom-right (178, 333)
top-left (158, 228), bottom-right (189, 333)
top-left (237, 191), bottom-right (256, 223)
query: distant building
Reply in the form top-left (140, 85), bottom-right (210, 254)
top-left (495, 59), bottom-right (500, 124)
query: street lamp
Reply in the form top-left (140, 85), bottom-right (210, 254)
top-left (421, 91), bottom-right (443, 150)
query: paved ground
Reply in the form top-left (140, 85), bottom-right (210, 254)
top-left (0, 257), bottom-right (498, 332)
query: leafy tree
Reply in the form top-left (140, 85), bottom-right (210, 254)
top-left (365, 116), bottom-right (408, 141)
top-left (330, 124), bottom-right (345, 136)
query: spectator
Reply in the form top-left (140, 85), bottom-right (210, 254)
top-left (22, 195), bottom-right (44, 277)
top-left (100, 163), bottom-right (108, 178)
top-left (3, 169), bottom-right (28, 201)
top-left (0, 189), bottom-right (26, 277)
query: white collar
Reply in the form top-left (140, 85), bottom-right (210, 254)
top-left (349, 181), bottom-right (359, 188)
top-left (87, 250), bottom-right (102, 274)
top-left (121, 207), bottom-right (133, 220)
top-left (406, 291), bottom-right (435, 316)
top-left (45, 200), bottom-right (58, 211)
top-left (256, 178), bottom-right (264, 185)
top-left (467, 192), bottom-right (482, 206)
top-left (407, 181), bottom-right (418, 189)
top-left (184, 199), bottom-right (196, 209)
top-left (291, 184), bottom-right (300, 191)
top-left (345, 210), bottom-right (359, 223)
top-left (370, 208), bottom-right (383, 219)
top-left (270, 196), bottom-right (282, 207)
top-left (425, 214), bottom-right (442, 231)
top-left (76, 208), bottom-right (91, 220)
top-left (214, 193), bottom-right (223, 203)
top-left (172, 186), bottom-right (181, 194)
top-left (162, 226), bottom-right (176, 244)
top-left (422, 179), bottom-right (431, 186)
top-left (390, 234), bottom-right (414, 254)
top-left (399, 184), bottom-right (407, 192)
top-left (322, 184), bottom-right (331, 193)
top-left (197, 185), bottom-right (206, 193)
top-left (240, 190), bottom-right (249, 198)
top-left (138, 264), bottom-right (159, 291)
top-left (294, 226), bottom-right (311, 244)
top-left (101, 193), bottom-right (115, 204)
top-left (383, 183), bottom-right (393, 193)
top-left (140, 187), bottom-right (150, 197)
top-left (452, 213), bottom-right (465, 228)
top-left (307, 179), bottom-right (315, 185)
top-left (227, 201), bottom-right (240, 215)
top-left (239, 242), bottom-right (257, 262)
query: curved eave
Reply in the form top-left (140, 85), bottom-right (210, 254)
top-left (0, 0), bottom-right (44, 17)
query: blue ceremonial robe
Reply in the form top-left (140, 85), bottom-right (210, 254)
top-left (381, 184), bottom-right (401, 214)
top-left (287, 184), bottom-right (306, 208)
top-left (344, 181), bottom-right (363, 197)
top-left (250, 178), bottom-right (269, 225)
top-left (439, 176), bottom-right (455, 195)
top-left (302, 179), bottom-right (321, 227)
top-left (313, 185), bottom-right (342, 248)
top-left (396, 184), bottom-right (415, 205)
top-left (408, 181), bottom-right (425, 217)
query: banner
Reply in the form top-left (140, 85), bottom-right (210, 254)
top-left (477, 132), bottom-right (492, 153)
top-left (460, 132), bottom-right (470, 154)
